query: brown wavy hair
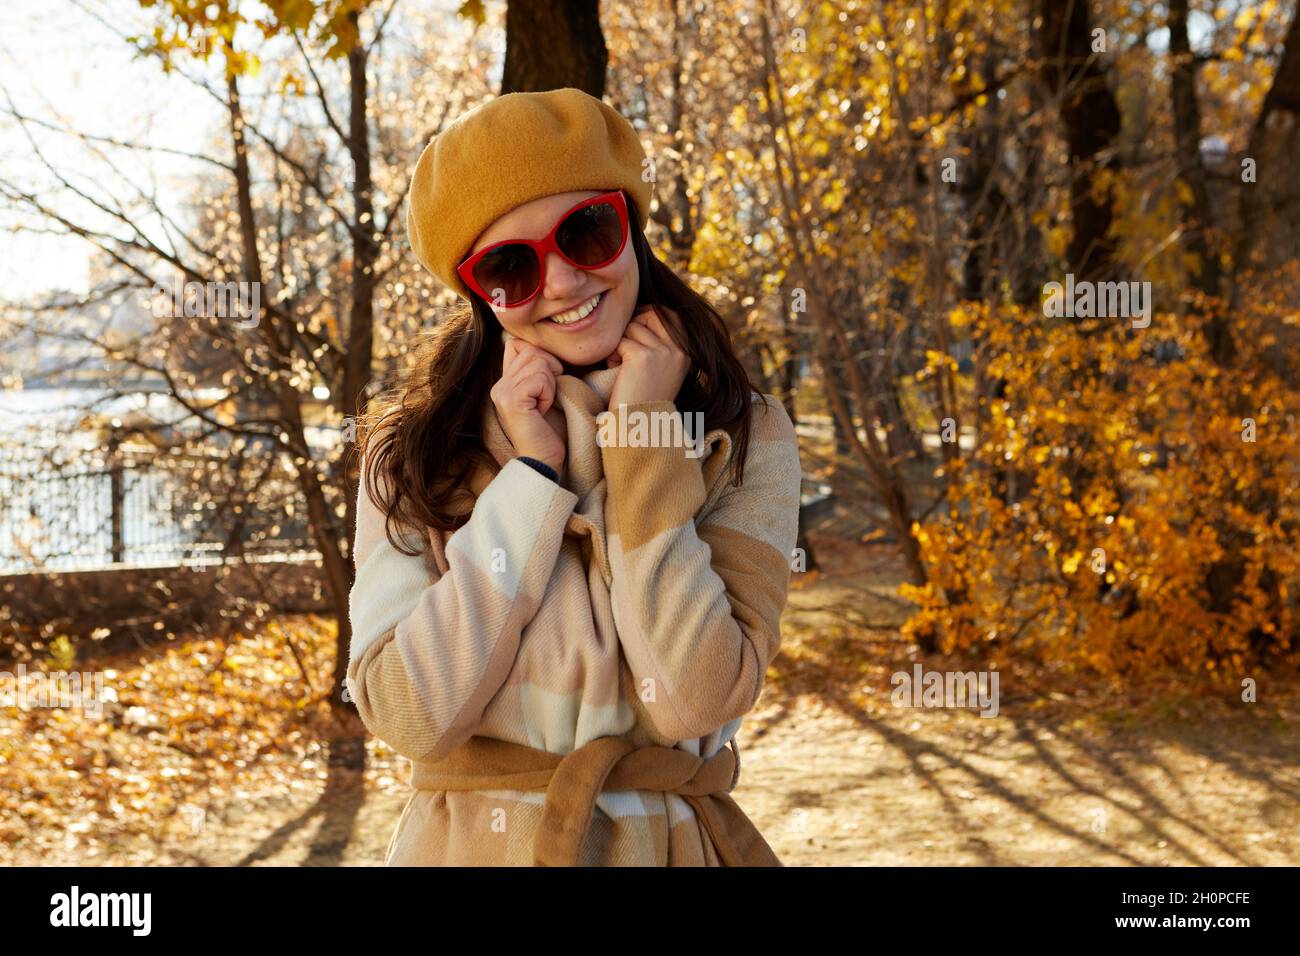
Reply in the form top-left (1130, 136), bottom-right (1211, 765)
top-left (355, 192), bottom-right (768, 556)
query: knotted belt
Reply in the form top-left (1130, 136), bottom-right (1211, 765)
top-left (409, 734), bottom-right (782, 866)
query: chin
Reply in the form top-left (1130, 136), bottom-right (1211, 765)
top-left (549, 330), bottom-right (621, 368)
top-left (541, 305), bottom-right (632, 367)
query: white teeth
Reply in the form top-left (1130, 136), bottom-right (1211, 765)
top-left (548, 292), bottom-right (602, 325)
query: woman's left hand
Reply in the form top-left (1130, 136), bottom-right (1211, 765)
top-left (606, 305), bottom-right (691, 409)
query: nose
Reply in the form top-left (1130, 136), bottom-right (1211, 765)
top-left (540, 251), bottom-right (586, 302)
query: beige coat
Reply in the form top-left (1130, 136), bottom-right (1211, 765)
top-left (347, 364), bottom-right (802, 864)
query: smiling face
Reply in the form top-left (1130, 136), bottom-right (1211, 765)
top-left (465, 190), bottom-right (639, 369)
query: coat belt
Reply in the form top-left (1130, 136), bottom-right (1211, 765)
top-left (409, 734), bottom-right (781, 866)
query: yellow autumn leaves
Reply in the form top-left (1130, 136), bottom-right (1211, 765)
top-left (901, 296), bottom-right (1300, 677)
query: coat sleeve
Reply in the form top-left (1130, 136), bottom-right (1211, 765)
top-left (599, 394), bottom-right (802, 740)
top-left (346, 452), bottom-right (578, 762)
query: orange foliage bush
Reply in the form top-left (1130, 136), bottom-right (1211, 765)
top-left (902, 281), bottom-right (1300, 678)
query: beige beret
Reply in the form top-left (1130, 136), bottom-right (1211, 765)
top-left (406, 88), bottom-right (654, 301)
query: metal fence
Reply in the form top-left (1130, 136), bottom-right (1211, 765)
top-left (0, 430), bottom-right (317, 573)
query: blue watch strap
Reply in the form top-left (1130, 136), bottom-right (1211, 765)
top-left (517, 455), bottom-right (559, 483)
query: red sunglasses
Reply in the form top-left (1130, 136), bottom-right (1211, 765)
top-left (457, 190), bottom-right (630, 308)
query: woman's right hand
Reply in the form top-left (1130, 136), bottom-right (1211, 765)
top-left (491, 337), bottom-right (567, 476)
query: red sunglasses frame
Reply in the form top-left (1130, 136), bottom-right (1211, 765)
top-left (456, 189), bottom-right (630, 308)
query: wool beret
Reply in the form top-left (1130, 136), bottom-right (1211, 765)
top-left (406, 87), bottom-right (654, 302)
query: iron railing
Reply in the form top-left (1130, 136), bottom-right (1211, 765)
top-left (0, 431), bottom-right (317, 573)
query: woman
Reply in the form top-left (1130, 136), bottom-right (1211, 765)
top-left (347, 87), bottom-right (802, 866)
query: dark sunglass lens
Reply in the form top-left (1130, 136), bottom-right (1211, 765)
top-left (556, 202), bottom-right (624, 266)
top-left (472, 244), bottom-right (540, 305)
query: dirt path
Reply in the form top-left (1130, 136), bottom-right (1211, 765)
top-left (741, 696), bottom-right (1299, 866)
top-left (5, 533), bottom-right (1297, 866)
top-left (36, 688), bottom-right (1295, 867)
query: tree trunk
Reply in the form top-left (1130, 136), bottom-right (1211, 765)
top-left (1037, 0), bottom-right (1122, 283)
top-left (228, 72), bottom-right (354, 728)
top-left (1169, 0), bottom-right (1232, 364)
top-left (646, 0), bottom-right (696, 271)
top-left (335, 14), bottom-right (379, 727)
top-left (501, 0), bottom-right (607, 96)
top-left (1233, 6), bottom-right (1300, 277)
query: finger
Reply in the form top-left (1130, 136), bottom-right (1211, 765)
top-left (647, 305), bottom-right (686, 343)
top-left (510, 338), bottom-right (557, 363)
top-left (502, 339), bottom-right (542, 377)
top-left (502, 337), bottom-right (522, 367)
top-left (611, 337), bottom-right (648, 366)
top-left (513, 353), bottom-right (557, 381)
top-left (512, 346), bottom-right (563, 376)
top-left (629, 306), bottom-right (661, 333)
top-left (510, 364), bottom-right (555, 399)
top-left (506, 340), bottom-right (548, 361)
top-left (638, 308), bottom-right (677, 345)
top-left (520, 370), bottom-right (551, 405)
top-left (622, 322), bottom-right (663, 348)
top-left (519, 346), bottom-right (562, 378)
top-left (537, 373), bottom-right (555, 415)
